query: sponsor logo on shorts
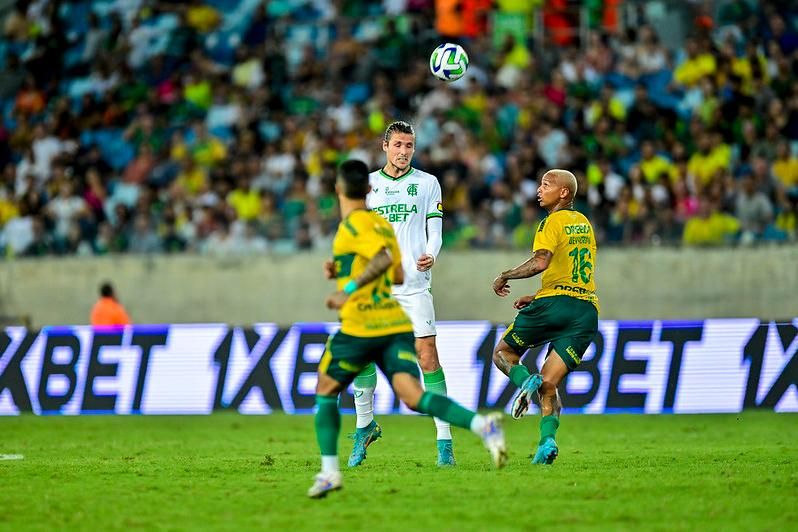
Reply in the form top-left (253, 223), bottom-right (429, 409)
top-left (397, 350), bottom-right (418, 363)
top-left (511, 333), bottom-right (527, 347)
top-left (566, 346), bottom-right (581, 365)
top-left (339, 360), bottom-right (361, 372)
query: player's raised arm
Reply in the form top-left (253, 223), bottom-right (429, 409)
top-left (492, 249), bottom-right (553, 296)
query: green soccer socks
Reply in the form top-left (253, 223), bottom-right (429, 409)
top-left (509, 364), bottom-right (532, 388)
top-left (417, 391), bottom-right (476, 430)
top-left (539, 414), bottom-right (560, 445)
top-left (315, 395), bottom-right (340, 457)
top-left (423, 368), bottom-right (452, 441)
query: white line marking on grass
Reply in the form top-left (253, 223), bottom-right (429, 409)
top-left (0, 454), bottom-right (24, 460)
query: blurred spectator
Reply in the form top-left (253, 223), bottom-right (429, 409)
top-left (735, 176), bottom-right (774, 244)
top-left (227, 177), bottom-right (261, 222)
top-left (683, 200), bottom-right (740, 246)
top-left (46, 179), bottom-right (88, 241)
top-left (772, 142), bottom-right (798, 198)
top-left (0, 0), bottom-right (795, 258)
top-left (674, 38), bottom-right (717, 87)
top-left (186, 0), bottom-right (221, 33)
top-left (128, 214), bottom-right (162, 254)
top-left (24, 216), bottom-right (56, 257)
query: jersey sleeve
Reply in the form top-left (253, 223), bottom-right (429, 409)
top-left (532, 216), bottom-right (561, 253)
top-left (365, 174), bottom-right (376, 209)
top-left (425, 177), bottom-right (443, 220)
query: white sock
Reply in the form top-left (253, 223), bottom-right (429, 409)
top-left (354, 385), bottom-right (375, 429)
top-left (469, 414), bottom-right (487, 435)
top-left (321, 455), bottom-right (339, 474)
top-left (434, 416), bottom-right (452, 440)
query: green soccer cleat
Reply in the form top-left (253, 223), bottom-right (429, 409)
top-left (436, 439), bottom-right (456, 467)
top-left (347, 420), bottom-right (382, 467)
top-left (307, 471), bottom-right (342, 498)
top-left (511, 374), bottom-right (543, 419)
top-left (532, 437), bottom-right (558, 465)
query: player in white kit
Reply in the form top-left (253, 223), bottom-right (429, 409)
top-left (346, 121), bottom-right (455, 467)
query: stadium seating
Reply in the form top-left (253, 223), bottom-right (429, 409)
top-left (0, 0), bottom-right (796, 257)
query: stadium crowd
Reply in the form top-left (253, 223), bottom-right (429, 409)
top-left (0, 0), bottom-right (797, 257)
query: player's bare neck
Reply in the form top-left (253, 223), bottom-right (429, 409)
top-left (340, 198), bottom-right (367, 219)
top-left (548, 201), bottom-right (574, 214)
top-left (382, 163), bottom-right (411, 179)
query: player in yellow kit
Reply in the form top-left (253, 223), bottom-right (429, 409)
top-left (491, 169), bottom-right (599, 465)
top-left (308, 160), bottom-right (506, 498)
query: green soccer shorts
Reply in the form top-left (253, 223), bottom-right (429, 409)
top-left (502, 295), bottom-right (599, 370)
top-left (319, 331), bottom-right (420, 386)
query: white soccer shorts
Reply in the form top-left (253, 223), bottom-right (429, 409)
top-left (394, 290), bottom-right (437, 338)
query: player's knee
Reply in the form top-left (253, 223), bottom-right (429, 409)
top-left (491, 349), bottom-right (500, 367)
top-left (492, 348), bottom-right (508, 370)
top-left (402, 394), bottom-right (420, 411)
top-left (396, 387), bottom-right (421, 410)
top-left (315, 373), bottom-right (343, 396)
top-left (392, 373), bottom-right (424, 410)
top-left (539, 380), bottom-right (557, 399)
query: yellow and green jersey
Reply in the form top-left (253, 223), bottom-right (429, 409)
top-left (332, 209), bottom-right (413, 337)
top-left (533, 209), bottom-right (600, 312)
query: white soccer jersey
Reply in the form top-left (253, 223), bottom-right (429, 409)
top-left (367, 167), bottom-right (443, 296)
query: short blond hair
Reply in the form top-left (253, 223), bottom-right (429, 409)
top-left (544, 169), bottom-right (577, 199)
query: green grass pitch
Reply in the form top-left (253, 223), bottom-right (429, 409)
top-left (1, 412), bottom-right (796, 531)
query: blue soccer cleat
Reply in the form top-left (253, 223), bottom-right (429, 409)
top-left (436, 439), bottom-right (456, 466)
top-left (511, 373), bottom-right (543, 419)
top-left (347, 420), bottom-right (382, 467)
top-left (532, 437), bottom-right (558, 465)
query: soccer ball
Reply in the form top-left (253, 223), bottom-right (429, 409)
top-left (429, 43), bottom-right (469, 82)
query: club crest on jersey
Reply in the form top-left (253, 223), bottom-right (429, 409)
top-left (437, 202), bottom-right (443, 212)
top-left (407, 183), bottom-right (418, 197)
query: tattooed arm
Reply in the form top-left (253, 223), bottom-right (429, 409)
top-left (492, 249), bottom-right (553, 297)
top-left (355, 248), bottom-right (393, 286)
top-left (326, 248), bottom-right (393, 309)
